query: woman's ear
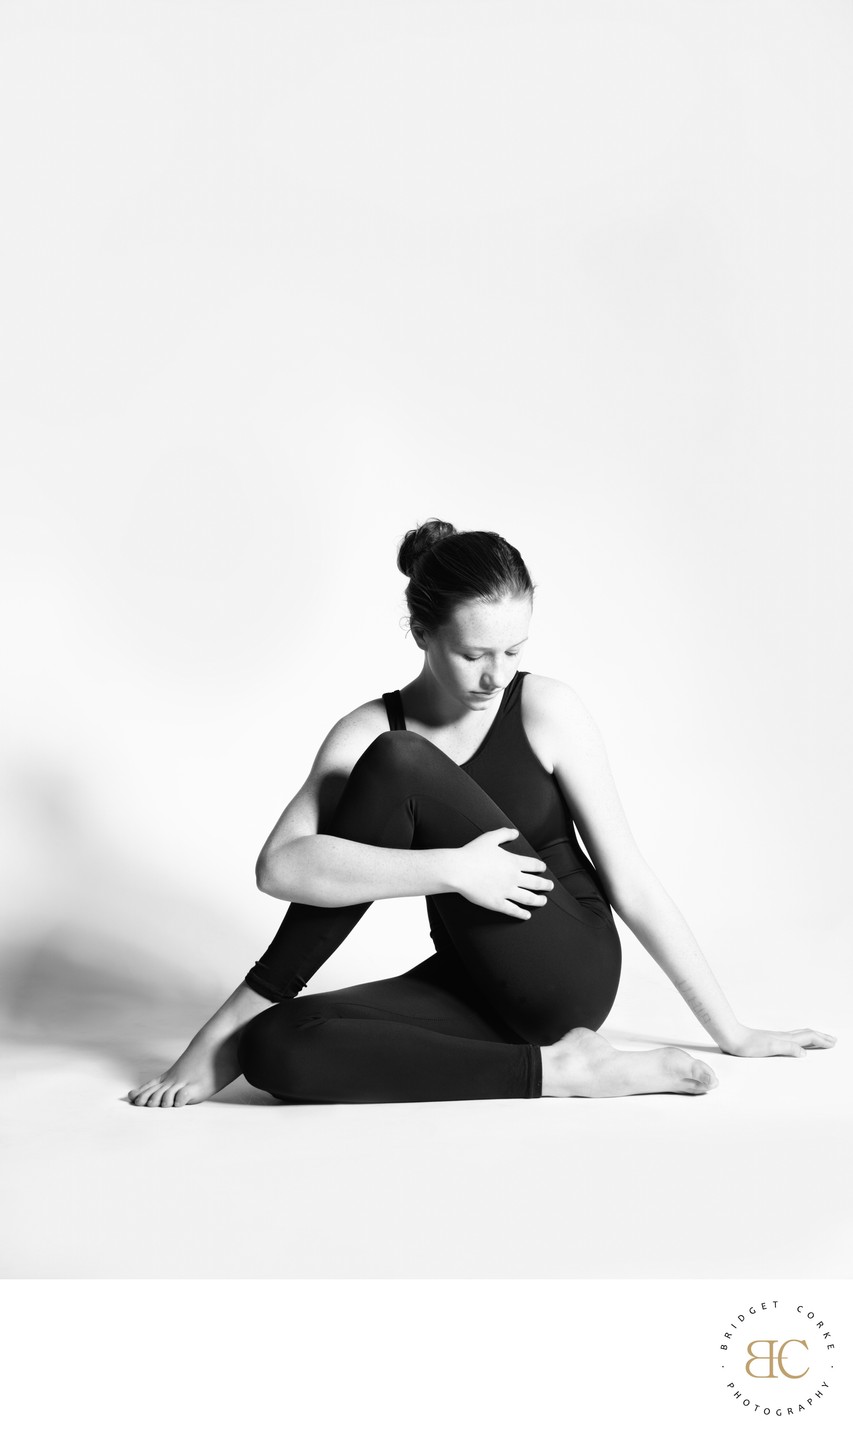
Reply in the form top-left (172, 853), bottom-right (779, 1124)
top-left (410, 623), bottom-right (429, 652)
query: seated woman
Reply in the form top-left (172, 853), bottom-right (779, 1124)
top-left (128, 519), bottom-right (835, 1106)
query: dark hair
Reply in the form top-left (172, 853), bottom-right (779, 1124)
top-left (397, 519), bottom-right (535, 634)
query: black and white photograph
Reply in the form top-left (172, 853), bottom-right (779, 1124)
top-left (1, 2), bottom-right (850, 1428)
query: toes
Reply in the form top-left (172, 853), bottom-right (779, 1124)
top-left (662, 1048), bottom-right (717, 1091)
top-left (132, 1083), bottom-right (164, 1106)
top-left (128, 1076), bottom-right (201, 1107)
top-left (681, 1063), bottom-right (717, 1093)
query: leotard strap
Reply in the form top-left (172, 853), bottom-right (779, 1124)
top-left (381, 689), bottom-right (407, 732)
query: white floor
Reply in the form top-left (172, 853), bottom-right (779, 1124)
top-left (1, 923), bottom-right (849, 1279)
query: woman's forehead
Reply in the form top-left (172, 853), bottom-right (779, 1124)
top-left (445, 595), bottom-right (532, 643)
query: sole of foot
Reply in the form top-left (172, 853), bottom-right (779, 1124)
top-left (542, 1027), bottom-right (719, 1098)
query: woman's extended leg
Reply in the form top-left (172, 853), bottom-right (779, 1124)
top-left (238, 950), bottom-right (542, 1103)
top-left (244, 730), bottom-right (621, 1045)
top-left (237, 946), bottom-right (719, 1104)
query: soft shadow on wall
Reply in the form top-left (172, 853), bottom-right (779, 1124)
top-left (0, 761), bottom-right (251, 1083)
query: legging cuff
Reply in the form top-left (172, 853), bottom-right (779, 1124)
top-left (526, 1043), bottom-right (543, 1099)
top-left (244, 964), bottom-right (304, 1003)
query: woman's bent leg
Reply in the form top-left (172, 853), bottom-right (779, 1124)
top-left (237, 952), bottom-right (542, 1102)
top-left (245, 731), bottom-right (621, 1045)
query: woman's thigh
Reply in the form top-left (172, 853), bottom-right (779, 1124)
top-left (439, 901), bottom-right (621, 1044)
top-left (263, 950), bottom-right (526, 1043)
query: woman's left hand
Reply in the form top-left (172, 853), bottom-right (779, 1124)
top-left (718, 1025), bottom-right (837, 1058)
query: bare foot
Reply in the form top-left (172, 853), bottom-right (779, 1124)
top-left (127, 1030), bottom-right (243, 1107)
top-left (127, 980), bottom-right (275, 1108)
top-left (540, 1027), bottom-right (718, 1098)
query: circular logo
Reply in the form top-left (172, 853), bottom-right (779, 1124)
top-left (719, 1298), bottom-right (837, 1417)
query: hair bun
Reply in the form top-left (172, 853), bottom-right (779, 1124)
top-left (397, 519), bottom-right (456, 579)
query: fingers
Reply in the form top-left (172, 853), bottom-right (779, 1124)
top-left (761, 1038), bottom-right (806, 1058)
top-left (517, 862), bottom-right (551, 894)
top-left (788, 1029), bottom-right (837, 1048)
top-left (493, 829), bottom-right (552, 880)
top-left (513, 858), bottom-right (552, 890)
top-left (768, 1029), bottom-right (836, 1056)
top-left (512, 887), bottom-right (549, 907)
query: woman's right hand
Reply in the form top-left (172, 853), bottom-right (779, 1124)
top-left (450, 828), bottom-right (554, 918)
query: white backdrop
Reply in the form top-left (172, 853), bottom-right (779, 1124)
top-left (1, 0), bottom-right (850, 1037)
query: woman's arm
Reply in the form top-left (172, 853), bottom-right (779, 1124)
top-left (260, 831), bottom-right (457, 906)
top-left (531, 677), bottom-right (836, 1058)
top-left (255, 702), bottom-right (450, 904)
top-left (255, 703), bottom-right (548, 916)
top-left (607, 870), bottom-right (743, 1049)
top-left (609, 865), bottom-right (835, 1058)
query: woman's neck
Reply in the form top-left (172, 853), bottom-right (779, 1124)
top-left (401, 667), bottom-right (506, 734)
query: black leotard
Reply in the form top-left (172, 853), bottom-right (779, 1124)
top-left (238, 671), bottom-right (621, 1102)
top-left (382, 669), bottom-right (611, 945)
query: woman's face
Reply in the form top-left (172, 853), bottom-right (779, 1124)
top-left (416, 593), bottom-right (533, 711)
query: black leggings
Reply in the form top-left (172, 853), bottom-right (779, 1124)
top-left (237, 731), bottom-right (622, 1103)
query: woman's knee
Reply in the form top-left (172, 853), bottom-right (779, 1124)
top-left (512, 984), bottom-right (620, 1047)
top-left (355, 728), bottom-right (435, 782)
top-left (517, 1011), bottom-right (575, 1047)
top-left (237, 1006), bottom-right (319, 1097)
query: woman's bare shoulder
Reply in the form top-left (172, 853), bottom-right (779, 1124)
top-left (521, 672), bottom-right (589, 719)
top-left (519, 673), bottom-right (598, 769)
top-left (310, 695), bottom-right (393, 773)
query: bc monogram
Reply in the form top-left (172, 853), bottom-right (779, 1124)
top-left (744, 1340), bottom-right (809, 1380)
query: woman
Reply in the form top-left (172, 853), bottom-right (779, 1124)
top-left (128, 520), bottom-right (835, 1107)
